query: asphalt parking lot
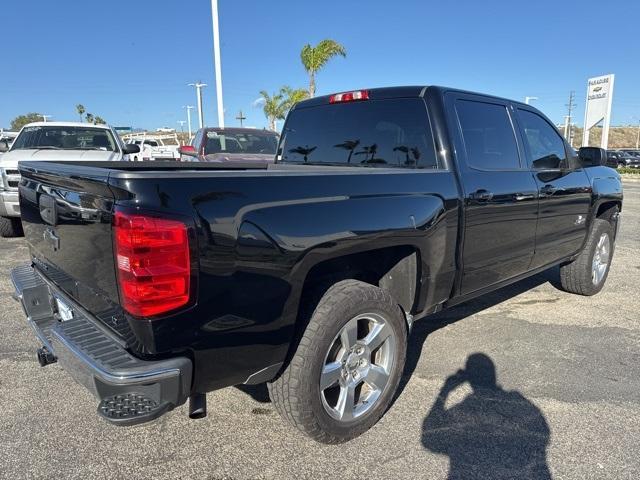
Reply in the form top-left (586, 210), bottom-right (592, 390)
top-left (1, 179), bottom-right (638, 480)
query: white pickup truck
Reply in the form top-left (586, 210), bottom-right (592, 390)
top-left (123, 133), bottom-right (181, 161)
top-left (0, 122), bottom-right (139, 237)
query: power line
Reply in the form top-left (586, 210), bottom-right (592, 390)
top-left (564, 91), bottom-right (576, 146)
top-left (235, 110), bottom-right (246, 127)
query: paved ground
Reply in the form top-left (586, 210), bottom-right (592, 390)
top-left (1, 180), bottom-right (638, 480)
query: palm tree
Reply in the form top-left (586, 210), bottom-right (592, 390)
top-left (85, 113), bottom-right (94, 124)
top-left (334, 139), bottom-right (360, 163)
top-left (288, 145), bottom-right (317, 162)
top-left (76, 104), bottom-right (86, 122)
top-left (259, 90), bottom-right (284, 131)
top-left (300, 39), bottom-right (346, 97)
top-left (94, 116), bottom-right (106, 125)
top-left (280, 86), bottom-right (309, 112)
top-left (355, 144), bottom-right (382, 164)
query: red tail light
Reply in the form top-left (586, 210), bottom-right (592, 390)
top-left (113, 211), bottom-right (191, 317)
top-left (179, 145), bottom-right (196, 154)
top-left (329, 90), bottom-right (369, 103)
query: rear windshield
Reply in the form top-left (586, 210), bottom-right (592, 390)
top-left (204, 131), bottom-right (278, 155)
top-left (11, 125), bottom-right (117, 152)
top-left (278, 98), bottom-right (438, 168)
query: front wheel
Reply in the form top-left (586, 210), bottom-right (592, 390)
top-left (268, 280), bottom-right (407, 444)
top-left (559, 218), bottom-right (614, 295)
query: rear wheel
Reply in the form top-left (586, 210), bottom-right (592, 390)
top-left (559, 218), bottom-right (613, 295)
top-left (0, 216), bottom-right (23, 238)
top-left (268, 280), bottom-right (407, 443)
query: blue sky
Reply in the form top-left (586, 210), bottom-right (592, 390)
top-left (1, 0), bottom-right (638, 131)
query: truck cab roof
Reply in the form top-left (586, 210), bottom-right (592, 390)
top-left (20, 121), bottom-right (112, 129)
top-left (294, 85), bottom-right (532, 110)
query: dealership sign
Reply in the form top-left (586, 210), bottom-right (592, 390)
top-left (582, 74), bottom-right (615, 148)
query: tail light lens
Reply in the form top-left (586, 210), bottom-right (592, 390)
top-left (113, 211), bottom-right (191, 317)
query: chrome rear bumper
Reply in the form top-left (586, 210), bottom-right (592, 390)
top-left (11, 264), bottom-right (192, 425)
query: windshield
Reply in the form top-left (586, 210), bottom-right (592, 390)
top-left (204, 131), bottom-right (278, 155)
top-left (278, 98), bottom-right (438, 168)
top-left (11, 125), bottom-right (117, 152)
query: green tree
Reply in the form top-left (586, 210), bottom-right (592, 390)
top-left (10, 113), bottom-right (42, 131)
top-left (94, 116), bottom-right (106, 125)
top-left (76, 104), bottom-right (86, 122)
top-left (85, 113), bottom-right (94, 124)
top-left (259, 90), bottom-right (285, 131)
top-left (280, 86), bottom-right (309, 112)
top-left (300, 39), bottom-right (346, 97)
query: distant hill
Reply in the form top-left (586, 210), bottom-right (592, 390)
top-left (561, 126), bottom-right (639, 149)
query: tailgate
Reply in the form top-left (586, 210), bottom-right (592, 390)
top-left (18, 162), bottom-right (121, 327)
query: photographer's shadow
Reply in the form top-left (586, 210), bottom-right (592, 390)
top-left (421, 353), bottom-right (551, 480)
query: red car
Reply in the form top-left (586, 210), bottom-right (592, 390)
top-left (179, 127), bottom-right (278, 163)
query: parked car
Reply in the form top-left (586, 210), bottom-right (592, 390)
top-left (0, 122), bottom-right (138, 237)
top-left (618, 149), bottom-right (640, 168)
top-left (12, 86), bottom-right (622, 444)
top-left (179, 127), bottom-right (278, 162)
top-left (606, 150), bottom-right (637, 168)
top-left (613, 150), bottom-right (640, 168)
top-left (124, 133), bottom-right (181, 161)
top-left (618, 149), bottom-right (640, 156)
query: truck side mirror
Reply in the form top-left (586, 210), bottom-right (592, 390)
top-left (123, 143), bottom-right (140, 154)
top-left (578, 147), bottom-right (606, 167)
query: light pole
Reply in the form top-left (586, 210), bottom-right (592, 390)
top-left (188, 82), bottom-right (207, 128)
top-left (40, 114), bottom-right (52, 122)
top-left (210, 0), bottom-right (225, 128)
top-left (177, 120), bottom-right (186, 142)
top-left (183, 105), bottom-right (194, 139)
top-left (524, 96), bottom-right (538, 105)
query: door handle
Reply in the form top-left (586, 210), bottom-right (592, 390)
top-left (514, 192), bottom-right (536, 201)
top-left (540, 184), bottom-right (557, 196)
top-left (469, 189), bottom-right (494, 202)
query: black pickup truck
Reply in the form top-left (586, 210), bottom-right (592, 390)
top-left (13, 86), bottom-right (622, 443)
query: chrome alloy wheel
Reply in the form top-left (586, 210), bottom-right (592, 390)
top-left (320, 312), bottom-right (396, 421)
top-left (592, 232), bottom-right (610, 286)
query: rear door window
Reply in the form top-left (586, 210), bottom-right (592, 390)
top-left (279, 98), bottom-right (438, 168)
top-left (455, 99), bottom-right (521, 170)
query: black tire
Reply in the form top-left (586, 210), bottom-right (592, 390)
top-left (0, 216), bottom-right (23, 238)
top-left (268, 279), bottom-right (407, 444)
top-left (559, 218), bottom-right (614, 296)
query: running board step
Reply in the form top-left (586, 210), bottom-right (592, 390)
top-left (97, 393), bottom-right (171, 426)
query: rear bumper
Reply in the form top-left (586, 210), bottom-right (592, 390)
top-left (11, 264), bottom-right (192, 425)
top-left (0, 190), bottom-right (20, 217)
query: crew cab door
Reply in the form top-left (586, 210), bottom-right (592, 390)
top-left (513, 106), bottom-right (592, 268)
top-left (447, 93), bottom-right (539, 295)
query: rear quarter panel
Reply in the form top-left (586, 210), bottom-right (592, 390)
top-left (108, 169), bottom-right (460, 392)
